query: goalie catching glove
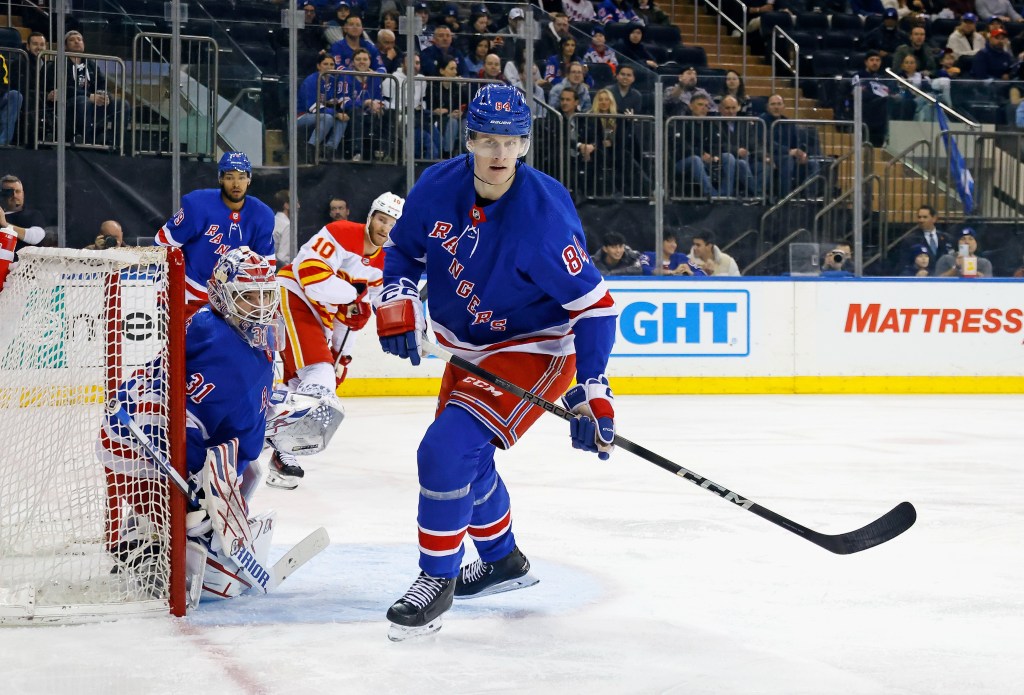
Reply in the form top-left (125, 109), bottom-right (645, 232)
top-left (264, 384), bottom-right (345, 456)
top-left (374, 278), bottom-right (424, 366)
top-left (562, 376), bottom-right (615, 460)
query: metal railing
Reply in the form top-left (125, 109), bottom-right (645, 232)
top-left (566, 110), bottom-right (655, 200)
top-left (0, 47), bottom-right (29, 148)
top-left (770, 27), bottom-right (799, 119)
top-left (664, 114), bottom-right (766, 202)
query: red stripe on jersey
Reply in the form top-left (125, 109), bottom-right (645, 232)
top-left (435, 331), bottom-right (564, 355)
top-left (467, 510), bottom-right (511, 541)
top-left (569, 290), bottom-right (615, 320)
top-left (417, 526), bottom-right (467, 554)
top-left (155, 227), bottom-right (177, 247)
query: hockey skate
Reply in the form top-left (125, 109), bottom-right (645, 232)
top-left (386, 572), bottom-right (455, 642)
top-left (265, 447), bottom-right (305, 490)
top-left (454, 546), bottom-right (538, 600)
top-left (109, 515), bottom-right (166, 598)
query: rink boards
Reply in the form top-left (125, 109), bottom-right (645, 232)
top-left (341, 277), bottom-right (1024, 395)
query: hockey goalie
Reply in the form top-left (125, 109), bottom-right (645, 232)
top-left (97, 248), bottom-right (326, 606)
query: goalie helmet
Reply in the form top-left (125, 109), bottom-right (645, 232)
top-left (207, 247), bottom-right (283, 349)
top-left (367, 192), bottom-right (405, 225)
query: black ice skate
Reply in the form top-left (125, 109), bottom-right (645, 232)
top-left (386, 572), bottom-right (455, 642)
top-left (265, 447), bottom-right (305, 490)
top-left (454, 546), bottom-right (538, 600)
top-left (109, 516), bottom-right (166, 598)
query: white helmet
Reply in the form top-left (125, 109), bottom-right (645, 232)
top-left (366, 192), bottom-right (405, 227)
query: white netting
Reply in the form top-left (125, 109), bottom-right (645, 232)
top-left (0, 247), bottom-right (177, 624)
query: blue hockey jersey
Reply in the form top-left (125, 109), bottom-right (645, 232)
top-left (102, 308), bottom-right (274, 480)
top-left (384, 157), bottom-right (617, 381)
top-left (157, 188), bottom-right (276, 303)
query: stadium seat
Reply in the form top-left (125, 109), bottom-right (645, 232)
top-left (604, 23), bottom-right (635, 44)
top-left (0, 27), bottom-right (22, 49)
top-left (647, 44), bottom-right (670, 64)
top-left (863, 15), bottom-right (884, 32)
top-left (812, 50), bottom-right (848, 77)
top-left (585, 61), bottom-right (614, 88)
top-left (796, 11), bottom-right (829, 31)
top-left (228, 23), bottom-right (275, 46)
top-left (823, 31), bottom-right (857, 50)
top-left (759, 12), bottom-right (795, 41)
top-left (829, 13), bottom-right (863, 32)
top-left (645, 25), bottom-right (682, 47)
top-left (671, 45), bottom-right (707, 68)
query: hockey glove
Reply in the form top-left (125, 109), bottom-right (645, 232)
top-left (374, 278), bottom-right (424, 366)
top-left (561, 376), bottom-right (615, 460)
top-left (337, 300), bottom-right (371, 331)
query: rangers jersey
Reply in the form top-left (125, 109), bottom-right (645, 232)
top-left (156, 189), bottom-right (276, 303)
top-left (278, 220), bottom-right (385, 334)
top-left (384, 157), bottom-right (617, 381)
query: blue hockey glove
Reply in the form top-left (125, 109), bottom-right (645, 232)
top-left (561, 376), bottom-right (615, 460)
top-left (374, 278), bottom-right (424, 366)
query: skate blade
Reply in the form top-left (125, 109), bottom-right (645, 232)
top-left (265, 472), bottom-right (299, 490)
top-left (387, 617), bottom-right (444, 642)
top-left (455, 574), bottom-right (539, 600)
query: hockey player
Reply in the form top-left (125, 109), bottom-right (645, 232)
top-left (99, 247), bottom-right (286, 602)
top-left (156, 152), bottom-right (276, 319)
top-left (374, 84), bottom-right (618, 640)
top-left (264, 191), bottom-right (405, 489)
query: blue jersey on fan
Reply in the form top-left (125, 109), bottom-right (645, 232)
top-left (384, 156), bottom-right (617, 381)
top-left (156, 189), bottom-right (275, 303)
top-left (102, 307), bottom-right (273, 480)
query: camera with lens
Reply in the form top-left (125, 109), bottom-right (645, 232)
top-left (97, 234), bottom-right (120, 250)
top-left (829, 251), bottom-right (845, 264)
top-left (0, 188), bottom-right (14, 200)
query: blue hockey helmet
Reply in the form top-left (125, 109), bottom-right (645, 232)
top-left (465, 84), bottom-right (531, 138)
top-left (218, 151), bottom-right (253, 177)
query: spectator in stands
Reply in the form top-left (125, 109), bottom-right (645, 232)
top-left (690, 229), bottom-right (741, 276)
top-left (856, 50), bottom-right (893, 146)
top-left (0, 175), bottom-right (47, 250)
top-left (577, 88), bottom-right (621, 195)
top-left (891, 54), bottom-right (926, 119)
top-left (901, 204), bottom-right (954, 273)
top-left (537, 87), bottom-right (583, 176)
top-left (0, 52), bottom-right (22, 147)
top-left (461, 36), bottom-right (492, 77)
top-left (504, 48), bottom-right (548, 114)
top-left (820, 242), bottom-right (854, 277)
top-left (864, 8), bottom-right (908, 63)
top-left (384, 53), bottom-right (436, 157)
top-left (564, 0), bottom-right (597, 22)
top-left (84, 220), bottom-right (125, 250)
top-left (672, 93), bottom-right (722, 197)
top-left (616, 25), bottom-right (660, 69)
top-left (715, 70), bottom-right (751, 115)
top-left (971, 27), bottom-right (1013, 79)
top-left (297, 51), bottom-right (348, 161)
top-left (549, 62), bottom-right (593, 111)
top-left (718, 95), bottom-right (760, 197)
top-left (976, 0), bottom-right (1022, 22)
top-left (324, 1), bottom-right (353, 47)
top-left (611, 64), bottom-right (642, 114)
top-left (375, 29), bottom-right (403, 73)
top-left (468, 12), bottom-right (494, 35)
top-left (296, 3), bottom-right (328, 52)
top-left (426, 56), bottom-right (470, 157)
top-left (947, 13), bottom-right (986, 59)
top-left (896, 54), bottom-right (954, 117)
top-left (760, 93), bottom-right (822, 197)
top-left (598, 0), bottom-right (644, 24)
top-left (636, 0), bottom-right (672, 26)
top-left (329, 197), bottom-right (349, 221)
top-left (271, 190), bottom-right (293, 266)
top-left (48, 30), bottom-right (131, 148)
top-left (584, 26), bottom-right (619, 74)
top-left (641, 231), bottom-right (706, 275)
top-left (331, 16), bottom-right (386, 72)
top-left (380, 10), bottom-right (400, 36)
top-left (538, 13), bottom-right (572, 60)
top-left (893, 24), bottom-right (939, 75)
top-left (934, 227), bottom-right (993, 276)
top-left (478, 53), bottom-right (506, 83)
top-left (901, 244), bottom-right (933, 276)
top-left (411, 3), bottom-right (434, 52)
top-left (439, 4), bottom-right (463, 34)
top-left (498, 7), bottom-right (532, 63)
top-left (15, 33), bottom-right (47, 146)
top-left (665, 65), bottom-right (715, 116)
top-left (338, 48), bottom-right (390, 161)
top-left (545, 37), bottom-right (581, 85)
top-left (591, 231), bottom-right (645, 276)
top-left (420, 25), bottom-right (459, 76)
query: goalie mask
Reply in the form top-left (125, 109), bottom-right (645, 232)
top-left (207, 247), bottom-right (285, 350)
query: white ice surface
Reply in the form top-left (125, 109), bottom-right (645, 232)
top-left (2, 394), bottom-right (1021, 695)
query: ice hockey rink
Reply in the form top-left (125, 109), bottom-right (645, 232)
top-left (2, 393), bottom-right (1020, 695)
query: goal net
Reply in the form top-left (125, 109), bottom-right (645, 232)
top-left (0, 246), bottom-right (186, 624)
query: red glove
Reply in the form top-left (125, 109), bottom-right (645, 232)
top-left (337, 301), bottom-right (371, 331)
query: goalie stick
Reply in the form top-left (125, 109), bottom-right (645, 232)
top-left (417, 342), bottom-right (917, 555)
top-left (106, 401), bottom-right (330, 591)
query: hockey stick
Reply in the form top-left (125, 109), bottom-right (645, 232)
top-left (418, 342), bottom-right (917, 555)
top-left (106, 401), bottom-right (330, 591)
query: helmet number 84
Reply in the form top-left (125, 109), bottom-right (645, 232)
top-left (495, 101), bottom-right (512, 112)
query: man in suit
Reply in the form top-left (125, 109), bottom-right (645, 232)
top-left (902, 204), bottom-right (954, 274)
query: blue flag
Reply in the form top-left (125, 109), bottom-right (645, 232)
top-left (936, 103), bottom-right (975, 214)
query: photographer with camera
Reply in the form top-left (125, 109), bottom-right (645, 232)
top-left (84, 220), bottom-right (125, 250)
top-left (0, 175), bottom-right (47, 248)
top-left (821, 241), bottom-right (854, 278)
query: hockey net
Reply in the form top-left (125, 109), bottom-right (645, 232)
top-left (0, 246), bottom-right (186, 624)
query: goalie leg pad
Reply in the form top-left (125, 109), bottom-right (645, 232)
top-left (190, 511), bottom-right (278, 602)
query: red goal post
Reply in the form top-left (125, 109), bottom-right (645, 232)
top-left (0, 246), bottom-right (186, 624)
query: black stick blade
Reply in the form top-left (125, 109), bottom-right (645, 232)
top-left (811, 501), bottom-right (918, 555)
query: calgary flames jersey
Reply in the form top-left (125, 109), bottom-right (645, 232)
top-left (277, 220), bottom-right (385, 333)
